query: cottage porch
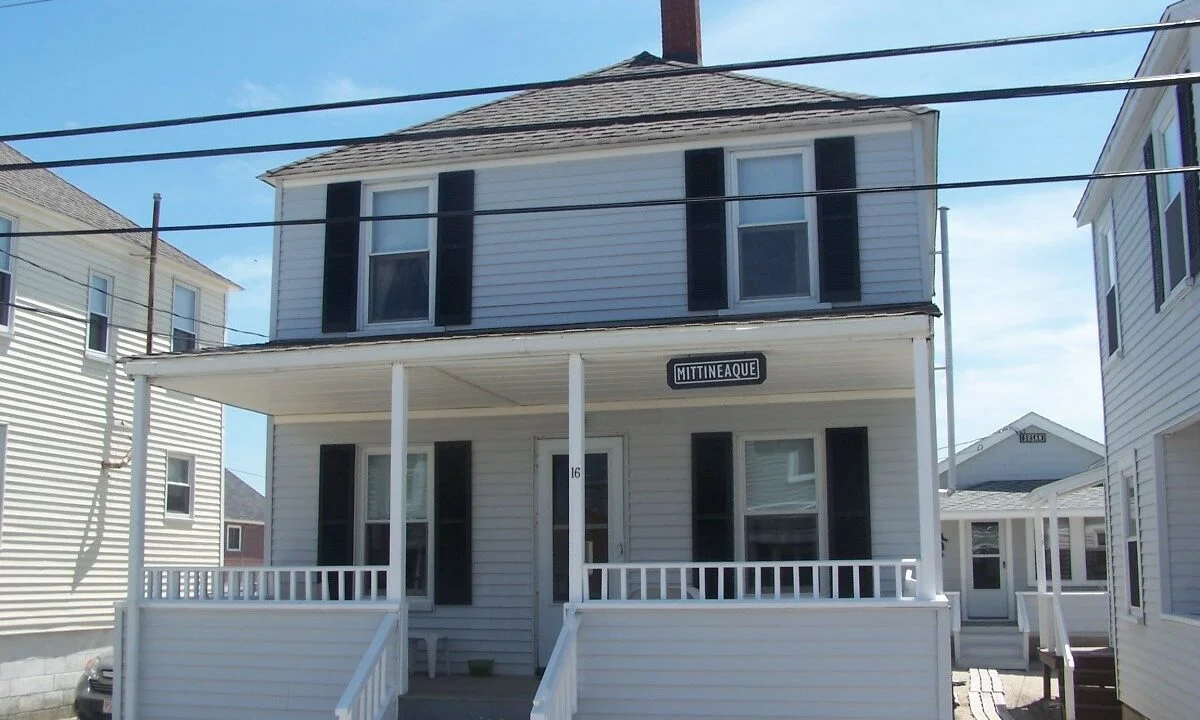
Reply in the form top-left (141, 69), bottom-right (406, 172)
top-left (115, 312), bottom-right (951, 720)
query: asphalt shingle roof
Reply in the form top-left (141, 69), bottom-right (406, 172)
top-left (941, 480), bottom-right (1105, 514)
top-left (0, 142), bottom-right (235, 287)
top-left (267, 52), bottom-right (932, 178)
top-left (224, 469), bottom-right (265, 523)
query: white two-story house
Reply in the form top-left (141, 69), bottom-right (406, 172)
top-left (113, 3), bottom-right (951, 719)
top-left (1076, 2), bottom-right (1200, 719)
top-left (0, 142), bottom-right (233, 719)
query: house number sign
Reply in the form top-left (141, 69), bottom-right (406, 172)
top-left (1019, 431), bottom-right (1047, 443)
top-left (667, 352), bottom-right (767, 390)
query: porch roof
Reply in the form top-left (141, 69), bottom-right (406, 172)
top-left (122, 309), bottom-right (933, 418)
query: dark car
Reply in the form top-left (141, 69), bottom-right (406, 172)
top-left (74, 655), bottom-right (113, 720)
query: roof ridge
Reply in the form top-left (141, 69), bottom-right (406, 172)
top-left (718, 69), bottom-right (928, 116)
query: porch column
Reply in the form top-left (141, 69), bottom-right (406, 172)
top-left (912, 338), bottom-right (940, 601)
top-left (389, 363), bottom-right (408, 603)
top-left (567, 353), bottom-right (585, 604)
top-left (1033, 506), bottom-right (1049, 650)
top-left (1048, 494), bottom-right (1063, 605)
top-left (124, 374), bottom-right (151, 720)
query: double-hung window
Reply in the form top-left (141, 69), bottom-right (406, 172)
top-left (1122, 470), bottom-right (1142, 611)
top-left (171, 283), bottom-right (198, 352)
top-left (165, 455), bottom-right (194, 517)
top-left (732, 153), bottom-right (814, 302)
top-left (363, 448), bottom-right (433, 603)
top-left (1033, 516), bottom-right (1108, 585)
top-left (366, 185), bottom-right (433, 324)
top-left (1153, 99), bottom-right (1191, 297)
top-left (741, 437), bottom-right (820, 563)
top-left (1096, 203), bottom-right (1120, 356)
top-left (226, 524), bottom-right (242, 552)
top-left (0, 216), bottom-right (13, 329)
top-left (87, 272), bottom-right (113, 354)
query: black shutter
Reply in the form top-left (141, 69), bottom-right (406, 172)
top-left (434, 441), bottom-right (472, 605)
top-left (692, 432), bottom-right (734, 598)
top-left (684, 148), bottom-right (728, 311)
top-left (318, 444), bottom-right (356, 574)
top-left (1176, 82), bottom-right (1200, 278)
top-left (825, 427), bottom-right (873, 598)
top-left (1144, 137), bottom-right (1166, 312)
top-left (435, 171), bottom-right (475, 327)
top-left (815, 137), bottom-right (862, 303)
top-left (322, 182), bottom-right (362, 333)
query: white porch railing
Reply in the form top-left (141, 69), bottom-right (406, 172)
top-left (142, 566), bottom-right (388, 602)
top-left (1016, 591), bottom-right (1032, 664)
top-left (333, 612), bottom-right (403, 720)
top-left (1050, 596), bottom-right (1077, 720)
top-left (945, 591), bottom-right (962, 660)
top-left (581, 559), bottom-right (920, 601)
top-left (530, 612), bottom-right (580, 720)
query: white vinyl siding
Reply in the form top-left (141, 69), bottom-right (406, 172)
top-left (270, 129), bottom-right (929, 341)
top-left (0, 205), bottom-right (227, 636)
top-left (0, 423), bottom-right (6, 543)
top-left (939, 426), bottom-right (1102, 489)
top-left (269, 398), bottom-right (920, 675)
top-left (575, 605), bottom-right (947, 719)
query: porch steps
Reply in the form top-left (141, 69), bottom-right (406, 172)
top-left (396, 696), bottom-right (531, 720)
top-left (396, 675), bottom-right (539, 720)
top-left (1040, 646), bottom-right (1119, 720)
top-left (956, 624), bottom-right (1027, 670)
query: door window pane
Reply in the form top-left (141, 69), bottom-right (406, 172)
top-left (970, 522), bottom-right (1002, 590)
top-left (972, 558), bottom-right (1002, 590)
top-left (971, 522), bottom-right (1000, 555)
top-left (1084, 517), bottom-right (1107, 581)
top-left (551, 453), bottom-right (609, 602)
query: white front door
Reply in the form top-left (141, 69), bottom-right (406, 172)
top-left (535, 437), bottom-right (625, 668)
top-left (965, 520), bottom-right (1010, 619)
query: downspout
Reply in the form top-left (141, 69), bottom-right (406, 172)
top-left (938, 207), bottom-right (958, 491)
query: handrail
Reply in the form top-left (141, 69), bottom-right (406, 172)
top-left (945, 592), bottom-right (962, 661)
top-left (1016, 592), bottom-right (1031, 665)
top-left (582, 559), bottom-right (920, 601)
top-left (530, 612), bottom-right (581, 720)
top-left (1051, 595), bottom-right (1076, 720)
top-left (143, 565), bottom-right (388, 602)
top-left (333, 612), bottom-right (401, 720)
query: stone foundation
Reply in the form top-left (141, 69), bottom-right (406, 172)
top-left (0, 629), bottom-right (113, 720)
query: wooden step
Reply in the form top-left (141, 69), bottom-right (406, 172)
top-left (1074, 704), bottom-right (1121, 720)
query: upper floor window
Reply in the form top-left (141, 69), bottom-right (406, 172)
top-left (731, 152), bottom-right (814, 302)
top-left (0, 216), bottom-right (13, 330)
top-left (87, 272), bottom-right (113, 354)
top-left (361, 448), bottom-right (433, 604)
top-left (1153, 99), bottom-right (1191, 297)
top-left (226, 524), bottom-right (242, 553)
top-left (365, 185), bottom-right (433, 325)
top-left (172, 282), bottom-right (198, 352)
top-left (1096, 203), bottom-right (1120, 356)
top-left (165, 454), bottom-right (194, 517)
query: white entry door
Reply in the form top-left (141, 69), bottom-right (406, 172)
top-left (535, 437), bottom-right (625, 668)
top-left (965, 520), bottom-right (1010, 619)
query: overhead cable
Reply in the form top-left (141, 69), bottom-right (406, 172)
top-left (3, 17), bottom-right (1199, 143)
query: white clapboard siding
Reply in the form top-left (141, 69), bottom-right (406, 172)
top-left (271, 129), bottom-right (928, 341)
top-left (574, 605), bottom-right (944, 719)
top-left (1085, 74), bottom-right (1200, 719)
top-left (138, 605), bottom-right (390, 720)
top-left (0, 203), bottom-right (226, 636)
top-left (270, 398), bottom-right (920, 674)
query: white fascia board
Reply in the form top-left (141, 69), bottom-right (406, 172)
top-left (940, 508), bottom-right (1102, 522)
top-left (1024, 466), bottom-right (1107, 507)
top-left (264, 121), bottom-right (919, 190)
top-left (124, 313), bottom-right (933, 380)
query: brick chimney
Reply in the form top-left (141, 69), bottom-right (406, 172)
top-left (661, 0), bottom-right (701, 65)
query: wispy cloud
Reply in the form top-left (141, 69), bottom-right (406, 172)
top-left (213, 253), bottom-right (271, 342)
top-left (232, 80), bottom-right (284, 111)
top-left (315, 75), bottom-right (398, 105)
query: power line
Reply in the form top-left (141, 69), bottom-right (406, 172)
top-left (0, 246), bottom-right (269, 339)
top-left (5, 301), bottom-right (235, 350)
top-left (0, 0), bottom-right (55, 10)
top-left (2, 72), bottom-right (1198, 173)
top-left (4, 17), bottom-right (1199, 143)
top-left (2, 163), bottom-right (1194, 240)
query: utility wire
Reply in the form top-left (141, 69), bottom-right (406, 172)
top-left (4, 17), bottom-right (1199, 143)
top-left (0, 0), bottom-right (55, 10)
top-left (1, 71), bottom-right (1197, 173)
top-left (0, 246), bottom-right (269, 339)
top-left (2, 163), bottom-right (1193, 239)
top-left (5, 301), bottom-right (236, 350)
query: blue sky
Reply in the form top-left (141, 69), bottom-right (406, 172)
top-left (4, 0), bottom-right (1170, 489)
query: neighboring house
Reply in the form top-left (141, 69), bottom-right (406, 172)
top-left (223, 470), bottom-right (265, 566)
top-left (114, 3), bottom-right (952, 719)
top-left (0, 142), bottom-right (234, 718)
top-left (938, 412), bottom-right (1108, 669)
top-left (1075, 2), bottom-right (1200, 718)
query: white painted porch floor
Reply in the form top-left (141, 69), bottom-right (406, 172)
top-left (397, 675), bottom-right (539, 720)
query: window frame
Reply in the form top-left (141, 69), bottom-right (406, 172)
top-left (1151, 92), bottom-right (1194, 303)
top-left (1026, 515), bottom-right (1108, 588)
top-left (164, 453), bottom-right (195, 519)
top-left (226, 524), bottom-right (243, 553)
top-left (1095, 200), bottom-right (1121, 358)
top-left (356, 444), bottom-right (435, 610)
top-left (0, 214), bottom-right (16, 333)
top-left (170, 281), bottom-right (200, 352)
top-left (726, 147), bottom-right (821, 309)
top-left (85, 270), bottom-right (114, 357)
top-left (1120, 467), bottom-right (1144, 619)
top-left (359, 180), bottom-right (438, 329)
top-left (733, 432), bottom-right (828, 563)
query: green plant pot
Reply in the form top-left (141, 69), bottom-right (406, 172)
top-left (467, 658), bottom-right (494, 677)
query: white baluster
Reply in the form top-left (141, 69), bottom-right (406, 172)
top-left (853, 565), bottom-right (861, 598)
top-left (640, 567), bottom-right (647, 600)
